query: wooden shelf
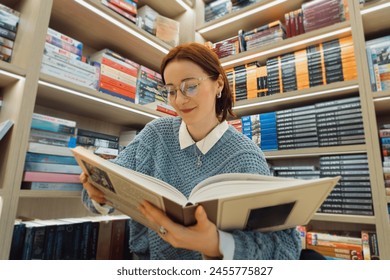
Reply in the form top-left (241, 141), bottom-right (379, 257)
top-left (361, 0), bottom-right (390, 38)
top-left (220, 21), bottom-right (352, 68)
top-left (37, 74), bottom-right (165, 129)
top-left (264, 144), bottom-right (367, 159)
top-left (232, 80), bottom-right (359, 117)
top-left (373, 90), bottom-right (390, 115)
top-left (0, 62), bottom-right (26, 87)
top-left (138, 0), bottom-right (188, 18)
top-left (50, 0), bottom-right (172, 72)
top-left (312, 213), bottom-right (377, 225)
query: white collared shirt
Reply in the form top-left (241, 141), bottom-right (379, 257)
top-left (179, 120), bottom-right (229, 154)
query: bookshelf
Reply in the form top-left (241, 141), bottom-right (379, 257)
top-left (0, 0), bottom-right (192, 259)
top-left (0, 0), bottom-right (389, 259)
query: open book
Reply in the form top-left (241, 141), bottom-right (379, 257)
top-left (72, 146), bottom-right (340, 232)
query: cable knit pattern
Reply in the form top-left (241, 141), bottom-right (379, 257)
top-left (82, 116), bottom-right (301, 259)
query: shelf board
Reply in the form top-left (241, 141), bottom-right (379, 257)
top-left (232, 80), bottom-right (359, 117)
top-left (138, 0), bottom-right (188, 18)
top-left (50, 0), bottom-right (172, 72)
top-left (312, 213), bottom-right (377, 225)
top-left (361, 0), bottom-right (390, 37)
top-left (37, 73), bottom-right (165, 129)
top-left (264, 144), bottom-right (367, 159)
top-left (373, 89), bottom-right (390, 115)
top-left (0, 61), bottom-right (26, 87)
top-left (197, 0), bottom-right (306, 42)
top-left (220, 21), bottom-right (352, 68)
top-left (19, 190), bottom-right (82, 198)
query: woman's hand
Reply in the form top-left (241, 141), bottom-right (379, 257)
top-left (139, 200), bottom-right (222, 258)
top-left (79, 172), bottom-right (106, 204)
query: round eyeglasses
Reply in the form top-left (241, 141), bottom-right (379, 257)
top-left (158, 75), bottom-right (215, 102)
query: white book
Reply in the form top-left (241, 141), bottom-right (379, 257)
top-left (0, 119), bottom-right (13, 140)
top-left (72, 146), bottom-right (340, 232)
top-left (32, 112), bottom-right (76, 127)
top-left (28, 142), bottom-right (73, 157)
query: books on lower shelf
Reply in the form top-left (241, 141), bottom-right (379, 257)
top-left (71, 146), bottom-right (340, 232)
top-left (0, 119), bottom-right (13, 141)
top-left (9, 215), bottom-right (130, 260)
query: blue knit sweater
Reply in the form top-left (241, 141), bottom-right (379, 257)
top-left (82, 117), bottom-right (301, 259)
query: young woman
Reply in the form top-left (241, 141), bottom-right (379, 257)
top-left (81, 42), bottom-right (301, 260)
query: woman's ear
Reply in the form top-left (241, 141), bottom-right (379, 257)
top-left (217, 74), bottom-right (224, 92)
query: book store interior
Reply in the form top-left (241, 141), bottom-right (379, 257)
top-left (0, 0), bottom-right (390, 261)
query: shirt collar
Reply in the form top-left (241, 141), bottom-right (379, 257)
top-left (179, 120), bottom-right (229, 155)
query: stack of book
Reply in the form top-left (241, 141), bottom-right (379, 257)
top-left (319, 153), bottom-right (373, 216)
top-left (271, 165), bottom-right (320, 180)
top-left (41, 28), bottom-right (99, 90)
top-left (225, 62), bottom-right (264, 101)
top-left (89, 48), bottom-right (139, 103)
top-left (240, 112), bottom-right (278, 151)
top-left (284, 9), bottom-right (304, 38)
top-left (297, 226), bottom-right (380, 260)
top-left (365, 35), bottom-right (390, 92)
top-left (0, 3), bottom-right (20, 62)
top-left (276, 104), bottom-right (318, 150)
top-left (10, 215), bottom-right (131, 260)
top-left (204, 0), bottom-right (232, 22)
top-left (101, 0), bottom-right (137, 24)
top-left (301, 0), bottom-right (349, 34)
top-left (231, 0), bottom-right (257, 12)
top-left (135, 65), bottom-right (162, 106)
top-left (379, 124), bottom-right (390, 195)
top-left (155, 15), bottom-right (180, 47)
top-left (22, 113), bottom-right (82, 191)
top-left (76, 128), bottom-right (120, 159)
top-left (260, 112), bottom-right (278, 151)
top-left (205, 35), bottom-right (241, 59)
top-left (227, 118), bottom-right (242, 133)
top-left (316, 96), bottom-right (365, 147)
top-left (239, 20), bottom-right (286, 52)
top-left (137, 5), bottom-right (159, 35)
top-left (306, 230), bottom-right (364, 260)
top-left (241, 114), bottom-right (260, 147)
top-left (269, 36), bottom-right (357, 95)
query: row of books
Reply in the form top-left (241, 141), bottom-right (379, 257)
top-left (10, 215), bottom-right (132, 260)
top-left (205, 0), bottom-right (349, 58)
top-left (297, 226), bottom-right (380, 260)
top-left (22, 112), bottom-right (138, 191)
top-left (0, 3), bottom-right (20, 62)
top-left (379, 123), bottom-right (390, 195)
top-left (102, 1), bottom-right (180, 47)
top-left (229, 96), bottom-right (365, 151)
top-left (39, 27), bottom-right (174, 115)
top-left (225, 36), bottom-right (357, 102)
top-left (366, 34), bottom-right (390, 92)
top-left (205, 0), bottom-right (260, 23)
top-left (270, 153), bottom-right (373, 217)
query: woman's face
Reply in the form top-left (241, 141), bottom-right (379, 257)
top-left (163, 59), bottom-right (220, 128)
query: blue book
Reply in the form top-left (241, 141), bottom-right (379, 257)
top-left (31, 118), bottom-right (75, 135)
top-left (25, 152), bottom-right (78, 165)
top-left (381, 137), bottom-right (390, 144)
top-left (9, 221), bottom-right (26, 260)
top-left (99, 87), bottom-right (135, 103)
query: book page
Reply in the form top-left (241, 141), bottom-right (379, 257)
top-left (72, 147), bottom-right (188, 229)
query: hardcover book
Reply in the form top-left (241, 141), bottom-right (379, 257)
top-left (72, 146), bottom-right (340, 232)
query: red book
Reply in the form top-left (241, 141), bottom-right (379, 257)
top-left (23, 171), bottom-right (81, 183)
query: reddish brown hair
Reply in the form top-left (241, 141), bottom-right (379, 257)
top-left (160, 42), bottom-right (235, 121)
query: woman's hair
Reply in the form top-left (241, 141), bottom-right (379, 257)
top-left (160, 42), bottom-right (235, 121)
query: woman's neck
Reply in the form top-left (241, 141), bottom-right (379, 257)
top-left (187, 118), bottom-right (220, 142)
